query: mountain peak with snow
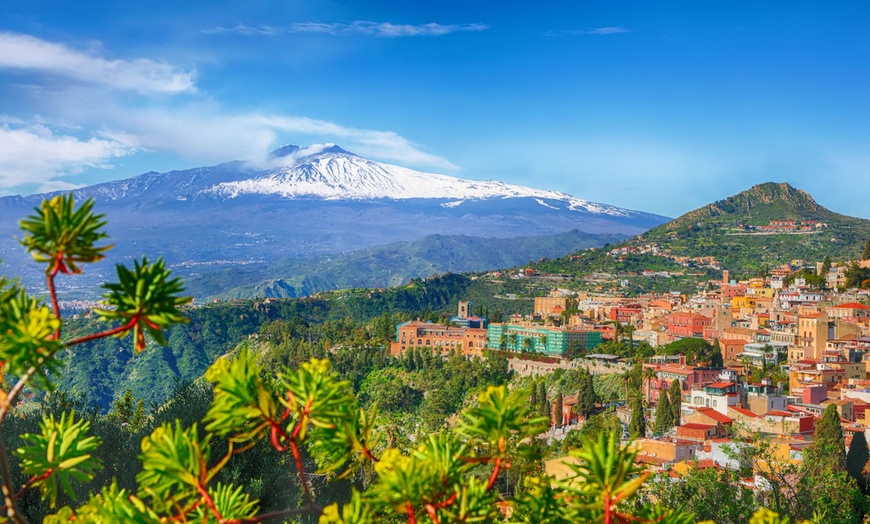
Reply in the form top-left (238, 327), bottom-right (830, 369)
top-left (205, 144), bottom-right (637, 217)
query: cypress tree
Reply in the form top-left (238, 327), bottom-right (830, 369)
top-left (539, 382), bottom-right (549, 420)
top-left (555, 392), bottom-right (564, 427)
top-left (653, 392), bottom-right (673, 435)
top-left (581, 372), bottom-right (596, 419)
top-left (669, 379), bottom-right (682, 426)
top-left (821, 255), bottom-right (832, 278)
top-left (629, 398), bottom-right (645, 438)
top-left (530, 383), bottom-right (539, 411)
top-left (847, 431), bottom-right (870, 492)
top-left (810, 404), bottom-right (846, 471)
top-left (864, 239), bottom-right (870, 261)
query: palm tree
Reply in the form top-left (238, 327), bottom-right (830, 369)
top-left (619, 368), bottom-right (634, 405)
top-left (499, 333), bottom-right (507, 350)
top-left (508, 333), bottom-right (518, 351)
top-left (522, 337), bottom-right (533, 353)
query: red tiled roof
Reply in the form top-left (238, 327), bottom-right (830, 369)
top-left (833, 302), bottom-right (870, 309)
top-left (729, 407), bottom-right (758, 418)
top-left (695, 408), bottom-right (733, 424)
top-left (707, 382), bottom-right (735, 389)
top-left (679, 423), bottom-right (715, 431)
top-left (765, 410), bottom-right (792, 417)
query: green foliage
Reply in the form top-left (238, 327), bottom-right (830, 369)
top-left (650, 465), bottom-right (756, 524)
top-left (653, 392), bottom-right (673, 435)
top-left (0, 283), bottom-right (62, 389)
top-left (629, 397), bottom-right (646, 438)
top-left (19, 194), bottom-right (110, 275)
top-left (514, 434), bottom-right (685, 523)
top-left (669, 379), bottom-right (682, 426)
top-left (808, 404), bottom-right (846, 471)
top-left (846, 431), bottom-right (869, 492)
top-left (136, 421), bottom-right (213, 512)
top-left (94, 257), bottom-right (191, 352)
top-left (15, 412), bottom-right (101, 508)
top-left (658, 338), bottom-right (719, 366)
top-left (566, 410), bottom-right (621, 452)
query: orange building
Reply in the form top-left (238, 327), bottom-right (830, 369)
top-left (391, 321), bottom-right (487, 356)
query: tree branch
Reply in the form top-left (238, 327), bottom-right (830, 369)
top-left (63, 316), bottom-right (138, 347)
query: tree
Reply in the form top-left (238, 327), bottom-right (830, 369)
top-left (538, 381), bottom-right (550, 420)
top-left (649, 466), bottom-right (756, 524)
top-left (629, 397), bottom-right (646, 438)
top-left (846, 430), bottom-right (869, 492)
top-left (623, 324), bottom-right (636, 351)
top-left (642, 366), bottom-right (658, 403)
top-left (107, 389), bottom-right (147, 432)
top-left (577, 371), bottom-right (596, 420)
top-left (530, 382), bottom-right (539, 411)
top-left (864, 239), bottom-right (870, 261)
top-left (669, 379), bottom-right (682, 426)
top-left (554, 392), bottom-right (564, 427)
top-left (809, 404), bottom-right (846, 471)
top-left (821, 256), bottom-right (832, 281)
top-left (653, 392), bottom-right (673, 435)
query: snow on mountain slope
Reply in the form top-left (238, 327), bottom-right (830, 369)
top-left (204, 145), bottom-right (632, 217)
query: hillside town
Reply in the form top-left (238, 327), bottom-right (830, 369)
top-left (391, 255), bottom-right (870, 499)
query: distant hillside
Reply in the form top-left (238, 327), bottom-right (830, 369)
top-left (187, 229), bottom-right (627, 299)
top-left (654, 182), bottom-right (827, 231)
top-left (635, 182), bottom-right (870, 274)
top-left (532, 182), bottom-right (870, 282)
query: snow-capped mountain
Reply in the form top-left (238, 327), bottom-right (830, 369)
top-left (203, 144), bottom-right (632, 216)
top-left (0, 145), bottom-right (669, 298)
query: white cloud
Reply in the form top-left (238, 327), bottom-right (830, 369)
top-left (95, 110), bottom-right (458, 171)
top-left (0, 32), bottom-right (196, 93)
top-left (0, 123), bottom-right (134, 189)
top-left (545, 27), bottom-right (631, 37)
top-left (203, 21), bottom-right (489, 37)
top-left (586, 27), bottom-right (630, 35)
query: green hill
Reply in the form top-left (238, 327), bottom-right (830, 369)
top-left (636, 182), bottom-right (870, 274)
top-left (533, 182), bottom-right (870, 283)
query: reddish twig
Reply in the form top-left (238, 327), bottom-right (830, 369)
top-left (46, 273), bottom-right (61, 339)
top-left (424, 503), bottom-right (440, 524)
top-left (406, 501), bottom-right (417, 524)
top-left (361, 446), bottom-right (379, 463)
top-left (289, 439), bottom-right (315, 507)
top-left (195, 482), bottom-right (223, 522)
top-left (486, 458), bottom-right (502, 491)
top-left (63, 316), bottom-right (139, 347)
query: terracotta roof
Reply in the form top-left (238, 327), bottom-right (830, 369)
top-left (765, 410), bottom-right (793, 417)
top-left (707, 382), bottom-right (735, 389)
top-left (695, 408), bottom-right (733, 424)
top-left (832, 302), bottom-right (870, 309)
top-left (729, 407), bottom-right (758, 418)
top-left (679, 423), bottom-right (715, 431)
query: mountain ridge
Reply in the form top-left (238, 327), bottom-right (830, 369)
top-left (0, 145), bottom-right (667, 299)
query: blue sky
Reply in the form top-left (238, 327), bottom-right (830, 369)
top-left (1, 1), bottom-right (869, 217)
